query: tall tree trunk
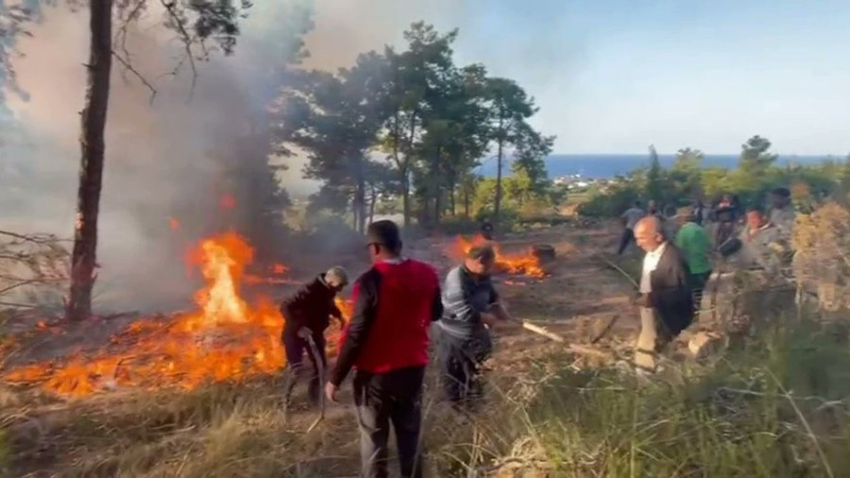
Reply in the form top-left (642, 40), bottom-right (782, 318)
top-left (66, 0), bottom-right (113, 322)
top-left (401, 172), bottom-right (411, 227)
top-left (355, 167), bottom-right (367, 233)
top-left (463, 180), bottom-right (470, 219)
top-left (494, 115), bottom-right (505, 230)
top-left (432, 150), bottom-right (441, 226)
top-left (450, 182), bottom-right (456, 216)
top-left (369, 185), bottom-right (377, 224)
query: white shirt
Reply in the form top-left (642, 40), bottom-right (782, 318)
top-left (640, 242), bottom-right (667, 293)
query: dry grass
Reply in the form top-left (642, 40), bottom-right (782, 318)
top-left (2, 213), bottom-right (850, 477)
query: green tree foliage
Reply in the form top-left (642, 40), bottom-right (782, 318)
top-left (273, 21), bottom-right (554, 232)
top-left (645, 145), bottom-right (664, 203)
top-left (484, 77), bottom-right (538, 228)
top-left (578, 135), bottom-right (850, 218)
top-left (273, 51), bottom-right (390, 233)
top-left (379, 23), bottom-right (458, 227)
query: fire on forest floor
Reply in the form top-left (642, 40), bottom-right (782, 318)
top-left (0, 222), bottom-right (646, 476)
top-left (448, 234), bottom-right (548, 278)
top-left (2, 231), bottom-right (352, 398)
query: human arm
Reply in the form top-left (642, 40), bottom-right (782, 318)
top-left (431, 282), bottom-right (444, 322)
top-left (481, 302), bottom-right (521, 329)
top-left (280, 296), bottom-right (305, 332)
top-left (328, 272), bottom-right (379, 387)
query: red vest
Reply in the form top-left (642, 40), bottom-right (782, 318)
top-left (339, 259), bottom-right (439, 374)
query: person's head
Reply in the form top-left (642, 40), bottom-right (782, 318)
top-left (464, 244), bottom-right (496, 277)
top-left (324, 266), bottom-right (349, 292)
top-left (721, 193), bottom-right (731, 203)
top-left (648, 200), bottom-right (658, 213)
top-left (746, 205), bottom-right (767, 230)
top-left (677, 206), bottom-right (696, 225)
top-left (634, 217), bottom-right (665, 252)
top-left (770, 187), bottom-right (791, 208)
top-left (634, 200), bottom-right (643, 209)
top-left (366, 220), bottom-right (403, 263)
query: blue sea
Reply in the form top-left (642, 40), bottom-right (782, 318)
top-left (477, 154), bottom-right (840, 180)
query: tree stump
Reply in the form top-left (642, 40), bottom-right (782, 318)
top-left (531, 244), bottom-right (556, 263)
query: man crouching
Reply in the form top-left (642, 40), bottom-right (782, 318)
top-left (438, 244), bottom-right (517, 410)
top-left (633, 217), bottom-right (695, 373)
top-left (280, 266), bottom-right (348, 409)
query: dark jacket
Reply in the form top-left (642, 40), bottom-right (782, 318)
top-left (330, 259), bottom-right (442, 386)
top-left (647, 244), bottom-right (695, 336)
top-left (280, 273), bottom-right (341, 335)
top-left (439, 265), bottom-right (499, 339)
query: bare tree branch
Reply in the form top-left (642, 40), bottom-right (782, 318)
top-left (111, 49), bottom-right (157, 104)
top-left (159, 0), bottom-right (199, 100)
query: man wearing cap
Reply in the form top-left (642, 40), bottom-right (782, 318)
top-left (438, 244), bottom-right (517, 409)
top-left (280, 266), bottom-right (348, 409)
top-left (326, 220), bottom-right (442, 478)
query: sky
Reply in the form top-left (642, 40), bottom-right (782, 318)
top-left (299, 0), bottom-right (850, 155)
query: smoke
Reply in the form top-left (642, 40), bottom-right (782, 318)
top-left (1, 1), bottom-right (312, 311)
top-left (0, 0), bottom-right (464, 312)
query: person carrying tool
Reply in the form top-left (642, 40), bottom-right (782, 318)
top-left (326, 220), bottom-right (442, 478)
top-left (280, 266), bottom-right (348, 410)
top-left (437, 244), bottom-right (518, 410)
top-left (633, 216), bottom-right (695, 373)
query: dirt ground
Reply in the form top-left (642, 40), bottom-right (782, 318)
top-left (1, 221), bottom-right (661, 477)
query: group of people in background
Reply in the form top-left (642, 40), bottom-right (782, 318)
top-left (621, 187), bottom-right (797, 372)
top-left (279, 220), bottom-right (513, 478)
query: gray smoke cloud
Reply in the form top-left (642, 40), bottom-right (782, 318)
top-left (0, 0), bottom-right (462, 312)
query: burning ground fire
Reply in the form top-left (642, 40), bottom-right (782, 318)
top-left (5, 231), bottom-right (348, 397)
top-left (453, 235), bottom-right (546, 278)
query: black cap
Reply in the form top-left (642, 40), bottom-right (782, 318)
top-left (367, 220), bottom-right (402, 254)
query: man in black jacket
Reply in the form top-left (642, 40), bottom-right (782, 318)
top-left (633, 217), bottom-right (694, 373)
top-left (280, 266), bottom-right (348, 409)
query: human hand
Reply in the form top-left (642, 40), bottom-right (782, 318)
top-left (325, 382), bottom-right (339, 403)
top-left (634, 294), bottom-right (650, 308)
top-left (297, 327), bottom-right (311, 339)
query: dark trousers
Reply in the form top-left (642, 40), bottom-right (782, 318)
top-left (354, 366), bottom-right (426, 478)
top-left (437, 333), bottom-right (491, 409)
top-left (690, 271), bottom-right (712, 313)
top-left (282, 329), bottom-right (326, 405)
top-left (617, 228), bottom-right (635, 255)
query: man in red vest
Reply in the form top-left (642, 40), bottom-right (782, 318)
top-left (326, 220), bottom-right (442, 478)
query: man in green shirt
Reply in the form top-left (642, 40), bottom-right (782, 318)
top-left (675, 207), bottom-right (712, 313)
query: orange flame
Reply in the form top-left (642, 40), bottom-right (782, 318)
top-left (5, 231), bottom-right (347, 397)
top-left (452, 234), bottom-right (545, 278)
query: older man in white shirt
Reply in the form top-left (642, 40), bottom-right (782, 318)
top-left (633, 217), bottom-right (695, 372)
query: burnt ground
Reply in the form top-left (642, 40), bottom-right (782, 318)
top-left (0, 221), bottom-right (667, 477)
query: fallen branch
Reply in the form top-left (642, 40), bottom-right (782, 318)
top-left (513, 319), bottom-right (612, 359)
